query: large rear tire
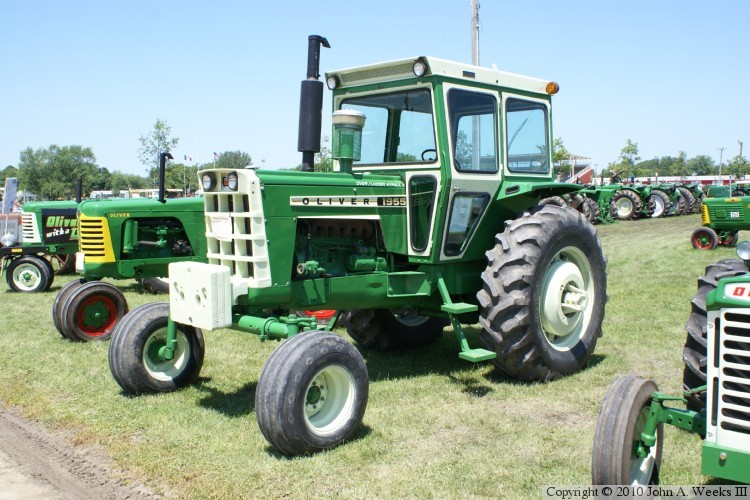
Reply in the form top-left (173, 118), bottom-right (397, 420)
top-left (109, 302), bottom-right (204, 395)
top-left (477, 204), bottom-right (607, 381)
top-left (592, 375), bottom-right (662, 485)
top-left (343, 309), bottom-right (445, 350)
top-left (683, 259), bottom-right (748, 411)
top-left (612, 190), bottom-right (642, 220)
top-left (583, 197), bottom-right (600, 224)
top-left (648, 190), bottom-right (671, 218)
top-left (255, 331), bottom-right (368, 456)
top-left (677, 186), bottom-right (696, 214)
top-left (137, 277), bottom-right (169, 294)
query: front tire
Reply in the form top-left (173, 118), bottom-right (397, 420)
top-left (691, 227), bottom-right (718, 250)
top-left (109, 302), bottom-right (205, 395)
top-left (477, 204), bottom-right (606, 381)
top-left (52, 278), bottom-right (87, 340)
top-left (343, 309), bottom-right (445, 350)
top-left (592, 375), bottom-right (662, 485)
top-left (60, 281), bottom-right (128, 341)
top-left (6, 256), bottom-right (52, 293)
top-left (255, 331), bottom-right (368, 456)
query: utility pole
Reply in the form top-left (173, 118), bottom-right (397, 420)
top-left (470, 0), bottom-right (480, 169)
top-left (718, 146), bottom-right (725, 185)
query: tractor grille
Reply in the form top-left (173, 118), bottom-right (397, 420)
top-left (704, 202), bottom-right (745, 225)
top-left (202, 169), bottom-right (271, 289)
top-left (715, 310), bottom-right (750, 438)
top-left (78, 215), bottom-right (115, 263)
top-left (21, 212), bottom-right (40, 242)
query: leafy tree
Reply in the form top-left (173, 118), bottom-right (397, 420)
top-left (214, 150), bottom-right (253, 170)
top-left (110, 171), bottom-right (148, 195)
top-left (138, 119), bottom-right (179, 181)
top-left (726, 155), bottom-right (748, 179)
top-left (0, 165), bottom-right (18, 184)
top-left (686, 155), bottom-right (714, 176)
top-left (18, 145), bottom-right (98, 200)
top-left (618, 139), bottom-right (640, 168)
top-left (164, 162), bottom-right (200, 194)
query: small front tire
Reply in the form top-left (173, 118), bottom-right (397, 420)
top-left (255, 331), bottom-right (368, 456)
top-left (6, 256), bottom-right (52, 293)
top-left (592, 375), bottom-right (662, 485)
top-left (60, 281), bottom-right (128, 341)
top-left (691, 228), bottom-right (718, 250)
top-left (109, 302), bottom-right (205, 395)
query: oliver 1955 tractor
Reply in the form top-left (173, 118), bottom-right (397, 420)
top-left (592, 250), bottom-right (750, 484)
top-left (108, 36), bottom-right (608, 456)
top-left (691, 193), bottom-right (749, 250)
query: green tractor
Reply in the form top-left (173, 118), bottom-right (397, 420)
top-left (1, 180), bottom-right (80, 292)
top-left (691, 195), bottom-right (748, 250)
top-left (108, 36), bottom-right (608, 456)
top-left (592, 250), bottom-right (750, 485)
top-left (605, 171), bottom-right (656, 221)
top-left (572, 184), bottom-right (618, 225)
top-left (52, 154), bottom-right (208, 342)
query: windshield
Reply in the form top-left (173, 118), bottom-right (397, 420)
top-left (341, 89), bottom-right (436, 165)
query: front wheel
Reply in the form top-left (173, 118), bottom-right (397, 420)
top-left (691, 227), bottom-right (718, 250)
top-left (592, 376), bottom-right (663, 485)
top-left (477, 204), bottom-right (607, 381)
top-left (60, 281), bottom-right (128, 341)
top-left (6, 256), bottom-right (52, 293)
top-left (255, 331), bottom-right (368, 456)
top-left (52, 278), bottom-right (87, 340)
top-left (109, 302), bottom-right (205, 394)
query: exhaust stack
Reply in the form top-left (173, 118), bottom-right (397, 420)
top-left (297, 35), bottom-right (330, 172)
top-left (158, 152), bottom-right (173, 203)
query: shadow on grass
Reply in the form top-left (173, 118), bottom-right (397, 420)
top-left (195, 380), bottom-right (257, 418)
top-left (261, 424), bottom-right (374, 459)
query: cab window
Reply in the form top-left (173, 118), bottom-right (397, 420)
top-left (448, 89), bottom-right (498, 173)
top-left (341, 90), bottom-right (436, 165)
top-left (505, 98), bottom-right (549, 173)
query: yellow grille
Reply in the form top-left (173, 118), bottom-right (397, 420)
top-left (701, 203), bottom-right (710, 225)
top-left (78, 215), bottom-right (115, 263)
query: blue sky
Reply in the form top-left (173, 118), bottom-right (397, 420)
top-left (2, 1), bottom-right (748, 175)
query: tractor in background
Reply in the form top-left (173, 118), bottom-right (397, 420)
top-left (690, 194), bottom-right (750, 250)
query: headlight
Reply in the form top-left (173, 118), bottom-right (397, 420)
top-left (326, 75), bottom-right (338, 90)
top-left (225, 172), bottom-right (238, 191)
top-left (413, 60), bottom-right (426, 77)
top-left (202, 173), bottom-right (216, 191)
top-left (737, 241), bottom-right (750, 261)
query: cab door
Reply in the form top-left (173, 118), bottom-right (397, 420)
top-left (439, 85), bottom-right (502, 260)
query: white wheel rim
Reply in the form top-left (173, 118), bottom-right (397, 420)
top-left (539, 246), bottom-right (594, 350)
top-left (616, 198), bottom-right (633, 217)
top-left (631, 407), bottom-right (657, 484)
top-left (303, 365), bottom-right (356, 437)
top-left (12, 263), bottom-right (42, 291)
top-left (651, 197), bottom-right (664, 217)
top-left (143, 329), bottom-right (190, 381)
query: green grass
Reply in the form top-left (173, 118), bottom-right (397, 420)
top-left (0, 213), bottom-right (742, 498)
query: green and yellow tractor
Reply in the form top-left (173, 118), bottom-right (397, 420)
top-left (691, 194), bottom-right (749, 250)
top-left (108, 36), bottom-right (608, 456)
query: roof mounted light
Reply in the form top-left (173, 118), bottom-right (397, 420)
top-left (546, 81), bottom-right (560, 95)
top-left (201, 172), bottom-right (216, 191)
top-left (413, 58), bottom-right (427, 77)
top-left (326, 75), bottom-right (339, 90)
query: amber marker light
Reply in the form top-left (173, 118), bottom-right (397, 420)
top-left (546, 82), bottom-right (560, 94)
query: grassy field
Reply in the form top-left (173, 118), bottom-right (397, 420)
top-left (0, 213), bottom-right (743, 498)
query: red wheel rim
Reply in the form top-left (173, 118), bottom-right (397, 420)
top-left (75, 295), bottom-right (119, 337)
top-left (301, 310), bottom-right (337, 320)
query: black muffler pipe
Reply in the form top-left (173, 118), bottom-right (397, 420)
top-left (75, 178), bottom-right (82, 203)
top-left (297, 35), bottom-right (330, 172)
top-left (158, 152), bottom-right (173, 204)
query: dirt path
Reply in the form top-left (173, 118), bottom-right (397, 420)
top-left (0, 406), bottom-right (160, 499)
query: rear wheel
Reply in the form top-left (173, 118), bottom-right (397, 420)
top-left (592, 375), bottom-right (662, 485)
top-left (648, 190), bottom-right (671, 218)
top-left (677, 186), bottom-right (696, 214)
top-left (109, 302), bottom-right (204, 394)
top-left (6, 256), bottom-right (52, 293)
top-left (343, 309), bottom-right (445, 350)
top-left (292, 309), bottom-right (338, 329)
top-left (583, 197), bottom-right (600, 224)
top-left (691, 227), bottom-right (718, 250)
top-left (718, 231), bottom-right (739, 247)
top-left (612, 190), bottom-right (642, 220)
top-left (60, 281), bottom-right (128, 341)
top-left (683, 259), bottom-right (748, 411)
top-left (255, 330), bottom-right (368, 456)
top-left (42, 253), bottom-right (75, 275)
top-left (477, 204), bottom-right (607, 381)
top-left (137, 277), bottom-right (169, 294)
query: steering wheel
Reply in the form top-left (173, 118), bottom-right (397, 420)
top-left (421, 149), bottom-right (437, 162)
